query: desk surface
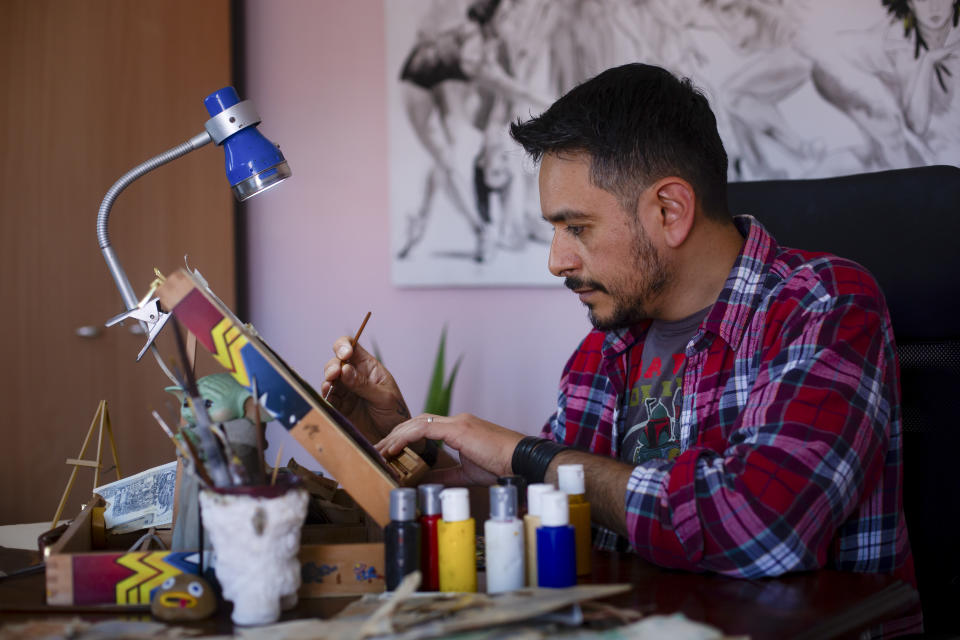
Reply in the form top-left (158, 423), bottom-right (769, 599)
top-left (583, 550), bottom-right (918, 639)
top-left (0, 546), bottom-right (917, 639)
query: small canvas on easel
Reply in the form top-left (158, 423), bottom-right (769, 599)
top-left (156, 269), bottom-right (426, 527)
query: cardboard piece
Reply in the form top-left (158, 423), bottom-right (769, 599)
top-left (156, 269), bottom-right (427, 527)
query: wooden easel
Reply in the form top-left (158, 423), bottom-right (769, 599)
top-left (51, 400), bottom-right (122, 529)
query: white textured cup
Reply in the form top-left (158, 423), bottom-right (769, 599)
top-left (199, 483), bottom-right (308, 626)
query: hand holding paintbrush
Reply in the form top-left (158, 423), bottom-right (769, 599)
top-left (322, 311), bottom-right (371, 402)
top-left (321, 312), bottom-right (416, 445)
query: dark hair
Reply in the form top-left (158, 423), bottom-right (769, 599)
top-left (510, 63), bottom-right (729, 220)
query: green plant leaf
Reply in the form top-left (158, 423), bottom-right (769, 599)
top-left (436, 354), bottom-right (463, 415)
top-left (424, 326), bottom-right (449, 415)
top-left (423, 326), bottom-right (463, 417)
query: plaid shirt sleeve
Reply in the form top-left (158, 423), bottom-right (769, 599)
top-left (625, 257), bottom-right (902, 579)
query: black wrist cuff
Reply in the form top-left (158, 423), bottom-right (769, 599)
top-left (511, 436), bottom-right (567, 484)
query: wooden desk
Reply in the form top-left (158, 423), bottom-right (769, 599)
top-left (582, 550), bottom-right (919, 639)
top-left (0, 546), bottom-right (917, 638)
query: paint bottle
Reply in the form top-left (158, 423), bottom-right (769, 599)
top-left (523, 483), bottom-right (554, 587)
top-left (385, 487), bottom-right (420, 591)
top-left (557, 463), bottom-right (592, 576)
top-left (437, 487), bottom-right (476, 592)
top-left (536, 490), bottom-right (577, 588)
top-left (497, 475), bottom-right (527, 514)
top-left (484, 484), bottom-right (525, 593)
top-left (418, 483), bottom-right (443, 591)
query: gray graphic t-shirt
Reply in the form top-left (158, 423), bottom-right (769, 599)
top-left (620, 306), bottom-right (711, 464)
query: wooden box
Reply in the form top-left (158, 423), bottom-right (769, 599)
top-left (45, 495), bottom-right (387, 606)
top-left (156, 269), bottom-right (426, 527)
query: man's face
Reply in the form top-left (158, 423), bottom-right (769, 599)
top-left (540, 152), bottom-right (670, 330)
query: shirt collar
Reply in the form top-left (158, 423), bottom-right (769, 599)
top-left (602, 321), bottom-right (650, 359)
top-left (601, 215), bottom-right (777, 357)
top-left (700, 215), bottom-right (778, 351)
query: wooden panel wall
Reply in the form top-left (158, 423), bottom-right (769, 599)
top-left (0, 0), bottom-right (235, 525)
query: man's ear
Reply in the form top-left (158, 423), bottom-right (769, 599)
top-left (653, 178), bottom-right (696, 249)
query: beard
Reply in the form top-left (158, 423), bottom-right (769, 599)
top-left (564, 226), bottom-right (669, 331)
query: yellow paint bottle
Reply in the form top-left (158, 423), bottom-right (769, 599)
top-left (558, 464), bottom-right (592, 576)
top-left (437, 487), bottom-right (476, 592)
top-left (523, 483), bottom-right (554, 586)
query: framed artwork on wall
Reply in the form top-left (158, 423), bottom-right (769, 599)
top-left (387, 0), bottom-right (960, 287)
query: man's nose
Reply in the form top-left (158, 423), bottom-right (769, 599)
top-left (548, 231), bottom-right (579, 277)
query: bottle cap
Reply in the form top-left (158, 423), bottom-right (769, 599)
top-left (418, 483), bottom-right (444, 516)
top-left (557, 464), bottom-right (585, 495)
top-left (489, 485), bottom-right (517, 520)
top-left (390, 487), bottom-right (417, 522)
top-left (439, 487), bottom-right (470, 522)
top-left (497, 475), bottom-right (526, 511)
top-left (540, 490), bottom-right (570, 527)
top-left (526, 483), bottom-right (554, 517)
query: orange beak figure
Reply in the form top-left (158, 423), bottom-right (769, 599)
top-left (150, 574), bottom-right (217, 621)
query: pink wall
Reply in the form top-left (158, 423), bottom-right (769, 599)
top-left (243, 1), bottom-right (590, 467)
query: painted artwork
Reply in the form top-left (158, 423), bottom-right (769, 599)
top-left (387, 0), bottom-right (960, 286)
top-left (69, 551), bottom-right (202, 605)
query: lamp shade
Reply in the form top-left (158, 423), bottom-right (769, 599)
top-left (204, 87), bottom-right (291, 201)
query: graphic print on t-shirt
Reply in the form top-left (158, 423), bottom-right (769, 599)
top-left (620, 363), bottom-right (684, 464)
top-left (619, 306), bottom-right (710, 465)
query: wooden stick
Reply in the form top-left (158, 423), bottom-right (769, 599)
top-left (151, 410), bottom-right (193, 461)
top-left (251, 376), bottom-right (266, 484)
top-left (186, 331), bottom-right (198, 378)
top-left (93, 405), bottom-right (106, 489)
top-left (103, 404), bottom-right (122, 479)
top-left (270, 444), bottom-right (284, 486)
top-left (323, 311), bottom-right (371, 401)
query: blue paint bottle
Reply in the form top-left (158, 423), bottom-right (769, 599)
top-left (536, 490), bottom-right (577, 588)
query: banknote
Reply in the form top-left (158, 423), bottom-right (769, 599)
top-left (94, 461), bottom-right (177, 532)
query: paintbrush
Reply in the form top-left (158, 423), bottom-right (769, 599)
top-left (170, 319), bottom-right (231, 487)
top-left (323, 311), bottom-right (371, 402)
top-left (151, 410), bottom-right (190, 456)
top-left (251, 376), bottom-right (267, 484)
top-left (209, 422), bottom-right (250, 486)
top-left (176, 425), bottom-right (215, 488)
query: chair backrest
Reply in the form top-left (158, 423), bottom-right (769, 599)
top-left (727, 165), bottom-right (960, 635)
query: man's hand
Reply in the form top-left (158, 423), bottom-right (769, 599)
top-left (375, 413), bottom-right (524, 486)
top-left (321, 336), bottom-right (411, 442)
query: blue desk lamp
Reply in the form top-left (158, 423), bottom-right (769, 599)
top-left (97, 87), bottom-right (290, 374)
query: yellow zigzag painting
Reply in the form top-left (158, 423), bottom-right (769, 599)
top-left (115, 552), bottom-right (184, 604)
top-left (211, 317), bottom-right (250, 387)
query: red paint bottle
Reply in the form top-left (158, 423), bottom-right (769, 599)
top-left (418, 483), bottom-right (443, 591)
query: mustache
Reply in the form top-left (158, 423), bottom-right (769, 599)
top-left (564, 276), bottom-right (608, 294)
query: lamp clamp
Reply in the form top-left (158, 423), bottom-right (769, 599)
top-left (105, 298), bottom-right (171, 362)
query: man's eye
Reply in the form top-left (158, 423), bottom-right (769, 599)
top-left (566, 225), bottom-right (584, 237)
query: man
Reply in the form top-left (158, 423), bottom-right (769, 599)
top-left (322, 63), bottom-right (918, 633)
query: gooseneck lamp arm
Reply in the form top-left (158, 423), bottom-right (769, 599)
top-left (97, 131), bottom-right (213, 311)
top-left (98, 87), bottom-right (291, 378)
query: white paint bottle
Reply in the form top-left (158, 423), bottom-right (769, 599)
top-left (484, 484), bottom-right (524, 593)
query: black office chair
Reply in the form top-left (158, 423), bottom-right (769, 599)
top-left (727, 165), bottom-right (960, 636)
